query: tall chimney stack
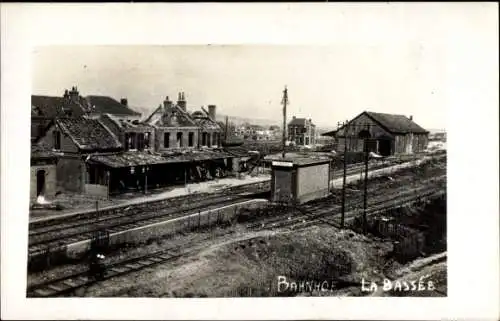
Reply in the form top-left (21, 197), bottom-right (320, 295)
top-left (120, 98), bottom-right (128, 106)
top-left (69, 86), bottom-right (79, 103)
top-left (409, 115), bottom-right (413, 121)
top-left (208, 105), bottom-right (216, 121)
top-left (163, 96), bottom-right (172, 113)
top-left (177, 92), bottom-right (186, 112)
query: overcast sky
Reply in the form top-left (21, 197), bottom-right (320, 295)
top-left (33, 44), bottom-right (446, 129)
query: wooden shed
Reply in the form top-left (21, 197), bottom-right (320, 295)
top-left (270, 156), bottom-right (331, 205)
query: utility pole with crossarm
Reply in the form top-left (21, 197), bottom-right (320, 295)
top-left (281, 86), bottom-right (289, 159)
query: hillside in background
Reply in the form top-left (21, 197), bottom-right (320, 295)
top-left (130, 106), bottom-right (444, 135)
top-left (216, 114), bottom-right (281, 127)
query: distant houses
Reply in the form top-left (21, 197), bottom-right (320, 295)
top-left (288, 116), bottom-right (316, 146)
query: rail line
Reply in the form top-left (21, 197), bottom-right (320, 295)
top-left (28, 193), bottom-right (264, 255)
top-left (31, 151), bottom-right (442, 231)
top-left (30, 180), bottom-right (270, 228)
top-left (29, 154), bottom-right (445, 254)
top-left (27, 234), bottom-right (219, 297)
top-left (27, 176), bottom-right (446, 298)
top-left (246, 175), bottom-right (446, 231)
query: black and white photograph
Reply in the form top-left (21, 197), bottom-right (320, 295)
top-left (27, 45), bottom-right (448, 298)
top-left (1, 3), bottom-right (498, 320)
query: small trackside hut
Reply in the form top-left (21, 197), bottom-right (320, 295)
top-left (270, 156), bottom-right (331, 205)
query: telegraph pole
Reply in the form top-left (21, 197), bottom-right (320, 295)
top-left (360, 123), bottom-right (375, 234)
top-left (281, 86), bottom-right (288, 159)
top-left (339, 120), bottom-right (349, 229)
top-left (363, 135), bottom-right (369, 234)
top-left (225, 116), bottom-right (229, 142)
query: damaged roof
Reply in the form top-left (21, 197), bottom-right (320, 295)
top-left (264, 153), bottom-right (331, 166)
top-left (160, 149), bottom-right (234, 162)
top-left (103, 113), bottom-right (154, 130)
top-left (31, 144), bottom-right (63, 159)
top-left (224, 146), bottom-right (253, 158)
top-left (89, 151), bottom-right (172, 168)
top-left (89, 149), bottom-right (235, 168)
top-left (57, 117), bottom-right (122, 151)
top-left (145, 104), bottom-right (197, 127)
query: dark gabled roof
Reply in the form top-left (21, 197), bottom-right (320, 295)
top-left (364, 111), bottom-right (428, 134)
top-left (57, 117), bottom-right (122, 151)
top-left (288, 118), bottom-right (307, 126)
top-left (86, 96), bottom-right (141, 116)
top-left (321, 129), bottom-right (338, 137)
top-left (31, 95), bottom-right (65, 117)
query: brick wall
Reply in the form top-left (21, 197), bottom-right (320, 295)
top-left (30, 163), bottom-right (57, 201)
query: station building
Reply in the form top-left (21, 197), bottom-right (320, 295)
top-left (321, 111), bottom-right (429, 156)
top-left (31, 87), bottom-right (238, 199)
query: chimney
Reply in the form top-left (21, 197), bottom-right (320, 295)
top-left (69, 86), bottom-right (79, 103)
top-left (177, 92), bottom-right (186, 112)
top-left (409, 115), bottom-right (413, 121)
top-left (163, 96), bottom-right (172, 112)
top-left (208, 105), bottom-right (216, 120)
top-left (63, 89), bottom-right (70, 100)
top-left (293, 116), bottom-right (296, 119)
top-left (120, 98), bottom-right (128, 106)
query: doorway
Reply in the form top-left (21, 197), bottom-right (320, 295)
top-left (378, 139), bottom-right (392, 156)
top-left (36, 169), bottom-right (46, 196)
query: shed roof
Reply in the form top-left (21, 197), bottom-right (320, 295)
top-left (265, 153), bottom-right (331, 166)
top-left (89, 151), bottom-right (171, 168)
top-left (224, 146), bottom-right (253, 157)
top-left (364, 112), bottom-right (428, 134)
top-left (160, 149), bottom-right (234, 162)
top-left (89, 149), bottom-right (235, 168)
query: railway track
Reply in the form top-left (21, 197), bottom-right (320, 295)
top-left (27, 174), bottom-right (446, 298)
top-left (29, 154), bottom-right (446, 254)
top-left (30, 152), bottom-right (438, 231)
top-left (30, 180), bottom-right (270, 228)
top-left (246, 176), bottom-right (446, 231)
top-left (27, 234), bottom-right (219, 297)
top-left (28, 155), bottom-right (437, 252)
top-left (28, 192), bottom-right (266, 256)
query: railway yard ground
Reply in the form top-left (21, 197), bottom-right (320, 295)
top-left (27, 151), bottom-right (447, 298)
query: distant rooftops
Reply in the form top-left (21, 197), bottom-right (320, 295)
top-left (288, 116), bottom-right (315, 127)
top-left (32, 86), bottom-right (141, 118)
